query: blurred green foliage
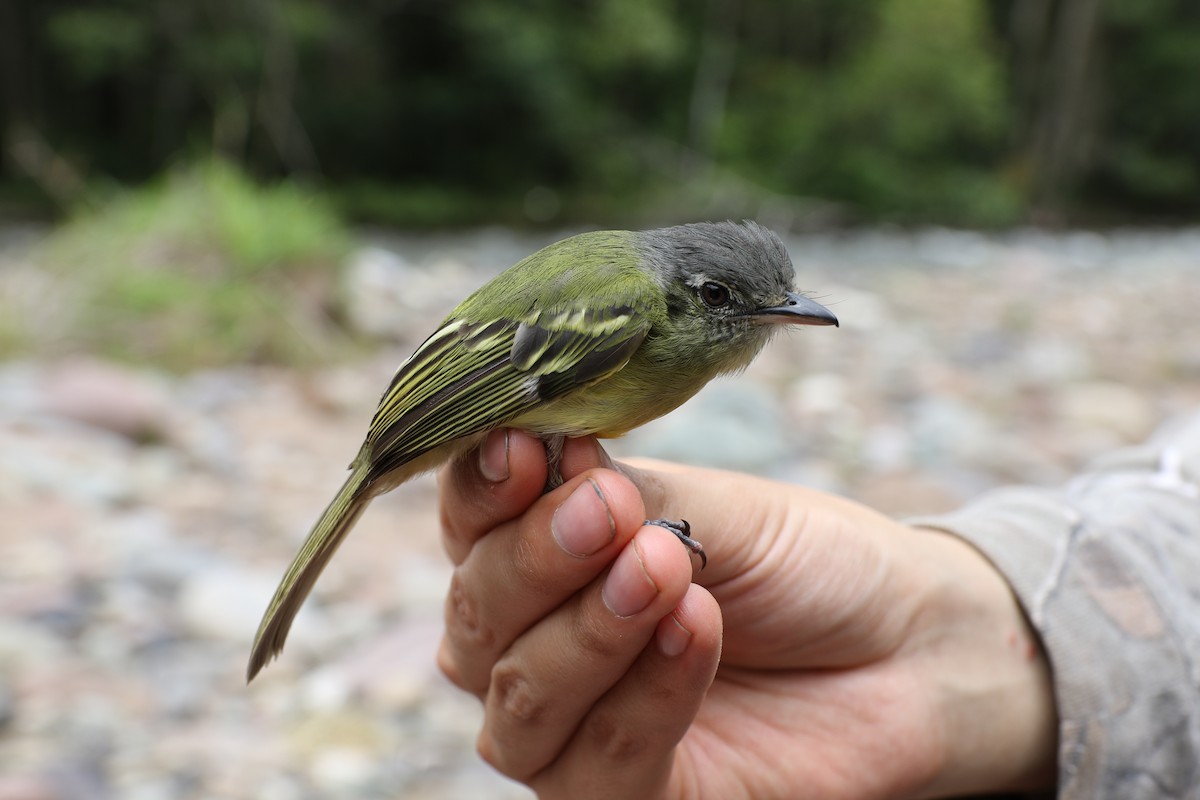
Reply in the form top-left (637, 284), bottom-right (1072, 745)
top-left (721, 0), bottom-right (1018, 223)
top-left (2, 0), bottom-right (1199, 225)
top-left (1, 0), bottom-right (1197, 369)
top-left (1092, 1), bottom-right (1200, 210)
top-left (4, 161), bottom-right (351, 368)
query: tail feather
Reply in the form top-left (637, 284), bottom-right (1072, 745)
top-left (246, 465), bottom-right (372, 682)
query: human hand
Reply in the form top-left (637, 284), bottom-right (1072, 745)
top-left (436, 430), bottom-right (1057, 799)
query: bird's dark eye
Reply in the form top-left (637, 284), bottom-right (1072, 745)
top-left (699, 282), bottom-right (730, 308)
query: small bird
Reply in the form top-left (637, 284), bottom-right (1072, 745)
top-left (247, 220), bottom-right (837, 681)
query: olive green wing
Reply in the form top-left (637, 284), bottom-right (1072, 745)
top-left (250, 307), bottom-right (649, 681)
top-left (361, 305), bottom-right (649, 484)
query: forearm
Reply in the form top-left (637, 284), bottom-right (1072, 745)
top-left (914, 413), bottom-right (1200, 798)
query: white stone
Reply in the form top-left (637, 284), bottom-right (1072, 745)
top-left (177, 566), bottom-right (308, 643)
top-left (789, 372), bottom-right (847, 416)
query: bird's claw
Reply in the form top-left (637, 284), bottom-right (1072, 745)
top-left (645, 518), bottom-right (706, 569)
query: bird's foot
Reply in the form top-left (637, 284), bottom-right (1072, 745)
top-left (645, 518), bottom-right (706, 570)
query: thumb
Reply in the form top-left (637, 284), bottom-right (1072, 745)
top-left (558, 439), bottom-right (795, 584)
top-left (614, 457), bottom-right (797, 587)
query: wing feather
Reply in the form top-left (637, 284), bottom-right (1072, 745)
top-left (360, 306), bottom-right (649, 486)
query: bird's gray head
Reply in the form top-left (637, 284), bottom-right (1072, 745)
top-left (638, 221), bottom-right (837, 348)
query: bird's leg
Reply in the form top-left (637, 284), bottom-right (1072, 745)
top-left (645, 519), bottom-right (706, 570)
top-left (542, 434), bottom-right (567, 492)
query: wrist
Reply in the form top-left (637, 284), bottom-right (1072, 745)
top-left (904, 527), bottom-right (1058, 797)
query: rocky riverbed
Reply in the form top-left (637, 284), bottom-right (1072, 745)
top-left (2, 227), bottom-right (1199, 799)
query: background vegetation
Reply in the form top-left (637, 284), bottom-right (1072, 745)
top-left (2, 0), bottom-right (1198, 369)
top-left (3, 0), bottom-right (1199, 229)
top-left (5, 161), bottom-right (351, 367)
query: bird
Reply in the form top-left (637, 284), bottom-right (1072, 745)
top-left (247, 220), bottom-right (837, 681)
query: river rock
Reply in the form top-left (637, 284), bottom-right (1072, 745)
top-left (39, 358), bottom-right (172, 441)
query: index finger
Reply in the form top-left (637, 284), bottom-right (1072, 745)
top-left (438, 429), bottom-right (548, 565)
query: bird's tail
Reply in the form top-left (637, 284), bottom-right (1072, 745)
top-left (246, 463), bottom-right (372, 682)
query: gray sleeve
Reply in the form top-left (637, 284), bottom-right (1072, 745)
top-left (911, 413), bottom-right (1200, 800)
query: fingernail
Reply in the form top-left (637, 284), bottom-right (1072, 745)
top-left (602, 540), bottom-right (658, 618)
top-left (479, 429), bottom-right (509, 483)
top-left (657, 614), bottom-right (692, 658)
top-left (552, 478), bottom-right (615, 557)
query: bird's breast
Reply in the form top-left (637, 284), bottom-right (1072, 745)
top-left (510, 348), bottom-right (721, 438)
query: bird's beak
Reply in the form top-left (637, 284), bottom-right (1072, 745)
top-left (751, 292), bottom-right (838, 327)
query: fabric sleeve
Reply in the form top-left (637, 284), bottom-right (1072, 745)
top-left (911, 413), bottom-right (1200, 799)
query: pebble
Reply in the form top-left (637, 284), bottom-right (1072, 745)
top-left (910, 395), bottom-right (999, 469)
top-left (1055, 380), bottom-right (1157, 442)
top-left (38, 357), bottom-right (173, 441)
top-left (309, 747), bottom-right (380, 794)
top-left (0, 678), bottom-right (15, 732)
top-left (175, 566), bottom-right (284, 643)
top-left (341, 247), bottom-right (419, 338)
top-left (2, 226), bottom-right (1198, 799)
top-left (341, 246), bottom-right (478, 341)
top-left (0, 775), bottom-right (62, 800)
top-left (615, 381), bottom-right (792, 473)
top-left (789, 372), bottom-right (848, 417)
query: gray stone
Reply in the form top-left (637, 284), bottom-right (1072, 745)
top-left (0, 677), bottom-right (15, 733)
top-left (616, 381), bottom-right (793, 473)
top-left (341, 246), bottom-right (418, 338)
top-left (341, 246), bottom-right (475, 340)
top-left (1020, 337), bottom-right (1094, 384)
top-left (0, 421), bottom-right (137, 506)
top-left (910, 396), bottom-right (999, 470)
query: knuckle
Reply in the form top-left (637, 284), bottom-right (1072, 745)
top-left (573, 609), bottom-right (619, 660)
top-left (490, 659), bottom-right (547, 727)
top-left (580, 709), bottom-right (649, 763)
top-left (478, 660), bottom-right (549, 781)
top-left (445, 570), bottom-right (496, 651)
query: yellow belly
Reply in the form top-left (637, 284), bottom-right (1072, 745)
top-left (509, 359), bottom-right (716, 439)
